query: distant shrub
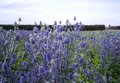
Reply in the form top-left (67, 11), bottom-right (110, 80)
top-left (0, 24), bottom-right (41, 30)
top-left (83, 25), bottom-right (105, 31)
top-left (0, 24), bottom-right (14, 30)
top-left (109, 26), bottom-right (120, 30)
top-left (0, 24), bottom-right (105, 31)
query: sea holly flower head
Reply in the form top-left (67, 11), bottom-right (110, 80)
top-left (30, 38), bottom-right (35, 44)
top-left (83, 68), bottom-right (88, 75)
top-left (58, 33), bottom-right (63, 41)
top-left (69, 73), bottom-right (74, 80)
top-left (33, 27), bottom-right (39, 33)
top-left (22, 61), bottom-right (29, 69)
top-left (25, 42), bottom-right (31, 50)
top-left (33, 57), bottom-right (38, 64)
top-left (15, 32), bottom-right (21, 41)
top-left (79, 57), bottom-right (84, 64)
top-left (44, 52), bottom-right (52, 62)
top-left (64, 36), bottom-right (70, 44)
top-left (11, 52), bottom-right (16, 58)
top-left (20, 76), bottom-right (25, 83)
top-left (57, 26), bottom-right (63, 33)
top-left (72, 63), bottom-right (79, 70)
top-left (0, 62), bottom-right (2, 68)
top-left (81, 42), bottom-right (87, 48)
top-left (2, 62), bottom-right (8, 72)
top-left (38, 65), bottom-right (45, 74)
top-left (1, 17), bottom-right (120, 82)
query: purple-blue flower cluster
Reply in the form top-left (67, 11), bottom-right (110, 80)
top-left (0, 18), bottom-right (120, 83)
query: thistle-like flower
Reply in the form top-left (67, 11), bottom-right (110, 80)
top-left (79, 57), bottom-right (84, 64)
top-left (2, 62), bottom-right (8, 72)
top-left (22, 61), bottom-right (29, 69)
top-left (30, 38), bottom-right (35, 44)
top-left (64, 37), bottom-right (70, 44)
top-left (33, 27), bottom-right (39, 33)
top-left (57, 26), bottom-right (63, 33)
top-left (58, 33), bottom-right (63, 41)
top-left (15, 32), bottom-right (21, 41)
top-left (20, 76), bottom-right (25, 83)
top-left (0, 62), bottom-right (2, 68)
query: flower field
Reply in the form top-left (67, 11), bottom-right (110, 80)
top-left (0, 21), bottom-right (120, 83)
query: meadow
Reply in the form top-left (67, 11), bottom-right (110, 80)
top-left (0, 21), bottom-right (120, 83)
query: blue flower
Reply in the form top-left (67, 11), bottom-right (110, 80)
top-left (30, 38), bottom-right (35, 44)
top-left (58, 34), bottom-right (63, 40)
top-left (81, 42), bottom-right (87, 48)
top-left (38, 66), bottom-right (45, 74)
top-left (77, 45), bottom-right (81, 52)
top-left (0, 62), bottom-right (2, 68)
top-left (2, 62), bottom-right (8, 72)
top-left (25, 42), bottom-right (31, 50)
top-left (11, 53), bottom-right (16, 58)
top-left (22, 61), bottom-right (29, 69)
top-left (57, 26), bottom-right (63, 33)
top-left (64, 37), bottom-right (70, 44)
top-left (47, 27), bottom-right (51, 32)
top-left (80, 23), bottom-right (84, 30)
top-left (83, 68), bottom-right (88, 75)
top-left (20, 76), bottom-right (25, 83)
top-left (74, 22), bottom-right (79, 30)
top-left (44, 52), bottom-right (52, 62)
top-left (79, 57), bottom-right (84, 64)
top-left (27, 72), bottom-right (31, 76)
top-left (15, 32), bottom-right (21, 41)
top-left (33, 27), bottom-right (39, 33)
top-left (33, 57), bottom-right (38, 64)
top-left (72, 63), bottom-right (79, 70)
top-left (69, 73), bottom-right (74, 79)
top-left (88, 71), bottom-right (94, 80)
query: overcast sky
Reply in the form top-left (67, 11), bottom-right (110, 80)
top-left (0, 0), bottom-right (120, 26)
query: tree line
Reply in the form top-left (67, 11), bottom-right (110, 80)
top-left (0, 24), bottom-right (120, 31)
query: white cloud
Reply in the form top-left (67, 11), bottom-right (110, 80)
top-left (0, 0), bottom-right (120, 25)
